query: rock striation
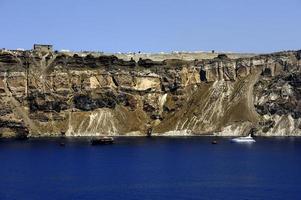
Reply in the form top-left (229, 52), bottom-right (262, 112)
top-left (0, 49), bottom-right (300, 137)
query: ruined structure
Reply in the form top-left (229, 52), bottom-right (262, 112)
top-left (33, 44), bottom-right (53, 52)
top-left (0, 47), bottom-right (300, 138)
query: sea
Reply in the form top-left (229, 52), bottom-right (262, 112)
top-left (0, 137), bottom-right (301, 200)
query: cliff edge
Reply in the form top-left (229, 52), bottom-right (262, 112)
top-left (0, 49), bottom-right (300, 137)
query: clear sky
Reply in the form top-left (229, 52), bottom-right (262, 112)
top-left (1, 0), bottom-right (300, 53)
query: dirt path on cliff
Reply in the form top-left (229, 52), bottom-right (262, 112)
top-left (3, 74), bottom-right (40, 135)
top-left (246, 71), bottom-right (261, 122)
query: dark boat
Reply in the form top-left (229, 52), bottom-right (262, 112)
top-left (211, 140), bottom-right (218, 144)
top-left (91, 137), bottom-right (114, 145)
top-left (59, 142), bottom-right (66, 147)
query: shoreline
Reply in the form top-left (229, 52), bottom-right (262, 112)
top-left (2, 135), bottom-right (301, 140)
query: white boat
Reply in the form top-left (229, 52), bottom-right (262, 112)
top-left (231, 134), bottom-right (255, 143)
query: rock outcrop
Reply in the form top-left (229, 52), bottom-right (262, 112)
top-left (0, 49), bottom-right (300, 137)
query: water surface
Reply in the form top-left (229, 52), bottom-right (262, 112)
top-left (0, 137), bottom-right (301, 200)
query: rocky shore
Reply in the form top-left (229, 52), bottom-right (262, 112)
top-left (0, 48), bottom-right (300, 138)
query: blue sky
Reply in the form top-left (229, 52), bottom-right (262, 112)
top-left (0, 0), bottom-right (300, 53)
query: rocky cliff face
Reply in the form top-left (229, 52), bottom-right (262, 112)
top-left (0, 49), bottom-right (300, 138)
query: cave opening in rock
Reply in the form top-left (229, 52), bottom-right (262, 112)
top-left (200, 69), bottom-right (207, 81)
top-left (262, 68), bottom-right (272, 77)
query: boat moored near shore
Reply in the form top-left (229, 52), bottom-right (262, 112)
top-left (91, 137), bottom-right (114, 145)
top-left (231, 134), bottom-right (255, 143)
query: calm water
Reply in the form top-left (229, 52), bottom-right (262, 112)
top-left (1, 137), bottom-right (301, 200)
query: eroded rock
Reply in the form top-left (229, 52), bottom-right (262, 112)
top-left (0, 49), bottom-right (300, 137)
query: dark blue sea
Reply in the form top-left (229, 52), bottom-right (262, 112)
top-left (1, 137), bottom-right (301, 200)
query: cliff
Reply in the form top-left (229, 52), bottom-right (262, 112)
top-left (0, 49), bottom-right (300, 138)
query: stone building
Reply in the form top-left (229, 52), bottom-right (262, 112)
top-left (33, 44), bottom-right (53, 52)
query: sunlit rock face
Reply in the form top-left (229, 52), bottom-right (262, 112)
top-left (0, 49), bottom-right (300, 137)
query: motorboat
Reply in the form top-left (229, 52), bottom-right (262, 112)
top-left (231, 134), bottom-right (255, 143)
top-left (211, 140), bottom-right (218, 144)
top-left (91, 136), bottom-right (114, 145)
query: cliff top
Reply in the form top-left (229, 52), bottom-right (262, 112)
top-left (1, 46), bottom-right (258, 61)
